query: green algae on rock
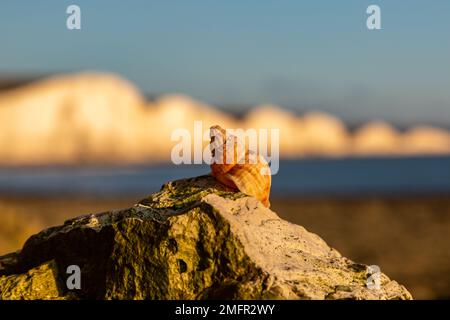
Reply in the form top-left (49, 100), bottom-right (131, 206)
top-left (0, 175), bottom-right (412, 300)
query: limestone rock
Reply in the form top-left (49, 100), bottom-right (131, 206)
top-left (0, 175), bottom-right (412, 300)
top-left (0, 259), bottom-right (62, 299)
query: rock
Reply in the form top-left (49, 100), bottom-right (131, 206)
top-left (0, 175), bottom-right (412, 300)
top-left (0, 258), bottom-right (64, 300)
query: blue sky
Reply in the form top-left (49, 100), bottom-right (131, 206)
top-left (0, 0), bottom-right (449, 126)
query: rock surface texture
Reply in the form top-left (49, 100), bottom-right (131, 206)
top-left (0, 175), bottom-right (412, 300)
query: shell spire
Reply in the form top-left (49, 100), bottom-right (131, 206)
top-left (209, 125), bottom-right (271, 207)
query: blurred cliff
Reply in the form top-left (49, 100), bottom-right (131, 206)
top-left (0, 72), bottom-right (449, 165)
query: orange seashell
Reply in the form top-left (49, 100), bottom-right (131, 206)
top-left (209, 125), bottom-right (271, 207)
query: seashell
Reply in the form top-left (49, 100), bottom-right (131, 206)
top-left (209, 125), bottom-right (271, 207)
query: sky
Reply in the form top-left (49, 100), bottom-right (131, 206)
top-left (0, 0), bottom-right (449, 126)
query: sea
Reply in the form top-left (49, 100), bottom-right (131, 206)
top-left (0, 156), bottom-right (449, 198)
